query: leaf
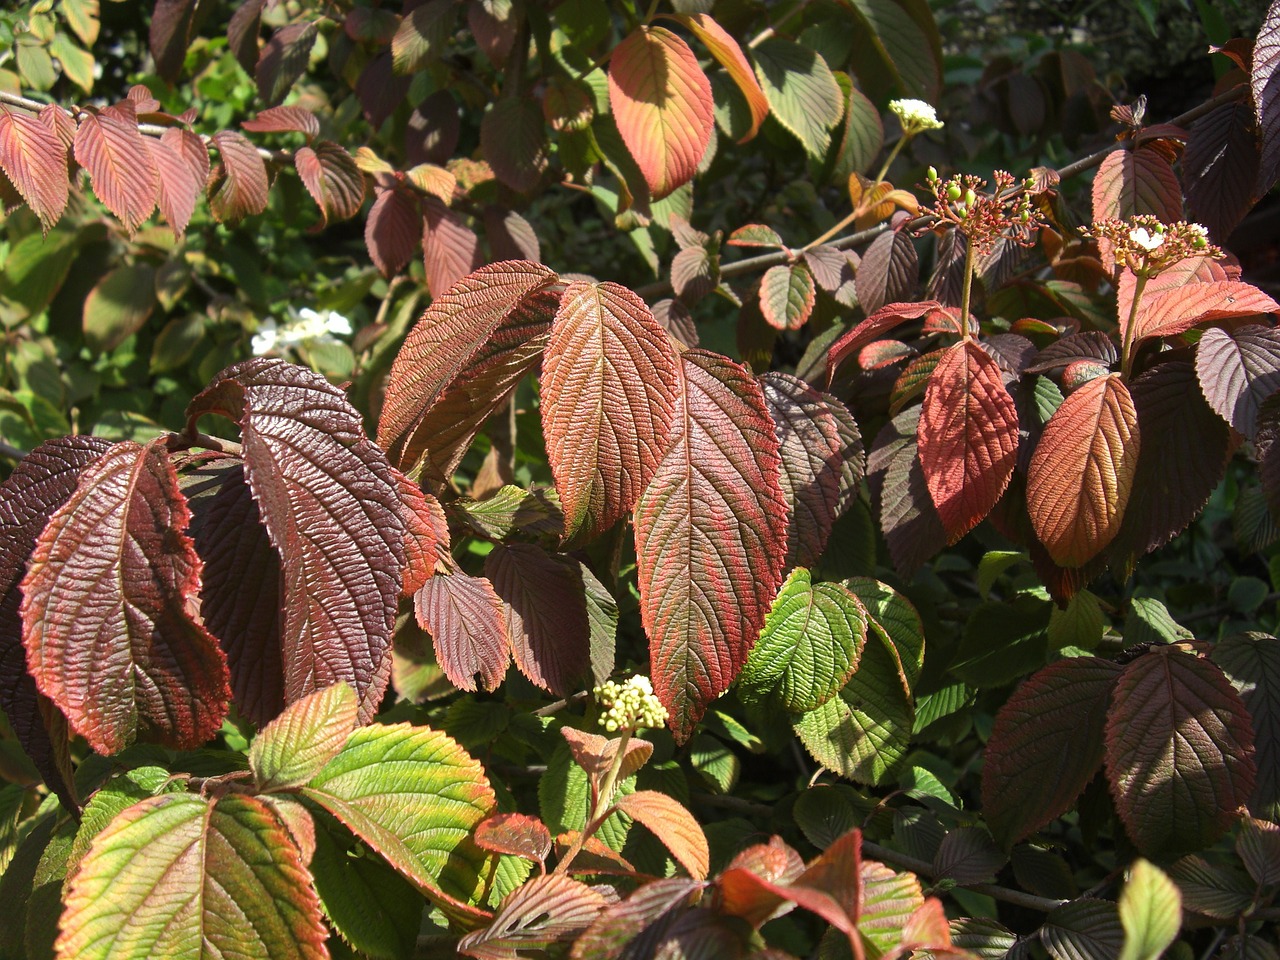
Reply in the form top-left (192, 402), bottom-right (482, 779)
top-left (1090, 146), bottom-right (1183, 224)
top-left (293, 142), bottom-right (363, 227)
top-left (147, 128), bottom-right (208, 238)
top-left (415, 571), bottom-right (510, 692)
top-left (459, 875), bottom-right (608, 959)
top-left (22, 439), bottom-right (229, 755)
top-left (209, 130), bottom-right (270, 224)
top-left (1026, 374), bottom-right (1139, 567)
top-left (760, 262), bottom-right (816, 331)
top-left (982, 657), bottom-right (1121, 847)
top-left (739, 568), bottom-right (866, 712)
top-left (250, 682), bottom-right (359, 792)
top-left (365, 184), bottom-right (422, 278)
top-left (634, 350), bottom-right (789, 743)
top-left (832, 73), bottom-right (884, 181)
top-left (918, 340), bottom-right (1019, 542)
top-left (569, 878), bottom-right (707, 959)
top-left (608, 26), bottom-right (714, 198)
top-left (1212, 634), bottom-right (1280, 819)
top-left (856, 229), bottom-right (919, 317)
top-left (242, 105), bottom-right (320, 137)
top-left (485, 207), bottom-right (541, 263)
top-left (615, 790), bottom-right (709, 880)
top-left (256, 21), bottom-right (318, 106)
top-left (1117, 860), bottom-right (1181, 960)
top-left (1183, 100), bottom-right (1260, 242)
top-left (1253, 2), bottom-right (1280, 190)
top-left (1105, 648), bottom-right (1257, 855)
top-left (1041, 899), bottom-right (1124, 960)
top-left (423, 196), bottom-right (482, 298)
top-left (0, 437), bottom-right (111, 809)
top-left (377, 260), bottom-right (558, 476)
top-left (485, 543), bottom-right (592, 696)
top-left (480, 97), bottom-right (549, 194)
top-left (0, 106), bottom-right (68, 231)
top-left (82, 262), bottom-right (157, 353)
top-left (932, 827), bottom-right (1005, 885)
top-left (303, 722), bottom-right (495, 920)
top-left (847, 0), bottom-right (942, 102)
top-left (187, 359), bottom-right (405, 720)
top-left (394, 469), bottom-right (448, 597)
top-left (669, 13), bottom-right (768, 141)
top-left (751, 38), bottom-right (843, 158)
top-left (1133, 281), bottom-right (1280, 344)
top-left (1237, 816), bottom-right (1280, 884)
top-left (866, 408), bottom-right (947, 576)
top-left (468, 0), bottom-right (518, 65)
top-left (474, 812), bottom-right (553, 864)
top-left (58, 793), bottom-right (326, 960)
top-left (227, 0), bottom-right (264, 72)
top-left (392, 0), bottom-right (453, 75)
top-left (1026, 331), bottom-right (1119, 374)
top-left (728, 224), bottom-right (784, 248)
top-left (843, 577), bottom-right (924, 695)
top-left (74, 102), bottom-right (158, 233)
top-left (759, 372), bottom-right (863, 568)
top-left (1195, 324), bottom-right (1280, 439)
top-left (1168, 855), bottom-right (1255, 919)
top-left (671, 245), bottom-right (718, 303)
top-left (826, 300), bottom-right (944, 386)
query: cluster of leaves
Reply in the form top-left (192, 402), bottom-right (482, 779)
top-left (3, 0), bottom-right (1280, 958)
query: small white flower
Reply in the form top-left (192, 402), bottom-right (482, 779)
top-left (889, 98), bottom-right (944, 133)
top-left (250, 318), bottom-right (279, 356)
top-left (252, 308), bottom-right (353, 356)
top-left (1129, 226), bottom-right (1165, 251)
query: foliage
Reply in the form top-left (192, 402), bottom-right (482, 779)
top-left (2, 0), bottom-right (1280, 958)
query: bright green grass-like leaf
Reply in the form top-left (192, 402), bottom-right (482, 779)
top-left (739, 567), bottom-right (865, 711)
top-left (250, 682), bottom-right (359, 792)
top-left (1117, 859), bottom-right (1181, 960)
top-left (58, 793), bottom-right (327, 960)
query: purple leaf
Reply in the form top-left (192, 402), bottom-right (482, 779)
top-left (415, 571), bottom-right (510, 692)
top-left (1195, 323), bottom-right (1280, 438)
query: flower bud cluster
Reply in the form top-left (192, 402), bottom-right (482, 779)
top-left (1085, 215), bottom-right (1221, 277)
top-left (889, 98), bottom-right (944, 136)
top-left (927, 169), bottom-right (1044, 256)
top-left (594, 675), bottom-right (668, 732)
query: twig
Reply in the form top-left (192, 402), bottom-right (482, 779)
top-left (0, 439), bottom-right (28, 461)
top-left (1178, 592), bottom-right (1280, 624)
top-left (167, 431), bottom-right (243, 458)
top-left (534, 690), bottom-right (589, 717)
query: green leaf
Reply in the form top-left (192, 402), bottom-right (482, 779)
top-left (759, 262), bottom-right (816, 331)
top-left (303, 722), bottom-right (496, 919)
top-left (49, 32), bottom-right (94, 91)
top-left (951, 594), bottom-right (1052, 689)
top-left (82, 263), bottom-right (157, 353)
top-left (739, 568), bottom-right (866, 711)
top-left (1049, 589), bottom-right (1106, 651)
top-left (689, 734), bottom-right (739, 793)
top-left (250, 682), bottom-right (360, 792)
top-left (842, 576), bottom-right (924, 694)
top-left (751, 38), bottom-right (844, 158)
top-left (1117, 859), bottom-right (1181, 960)
top-left (58, 793), bottom-right (327, 960)
top-left (976, 550), bottom-right (1025, 599)
top-left (68, 766), bottom-right (182, 874)
top-left (1123, 596), bottom-right (1192, 647)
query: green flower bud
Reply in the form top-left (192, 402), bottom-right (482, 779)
top-left (946, 183), bottom-right (962, 201)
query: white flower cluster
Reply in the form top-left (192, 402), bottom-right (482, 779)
top-left (1128, 224), bottom-right (1165, 250)
top-left (251, 307), bottom-right (353, 357)
top-left (889, 98), bottom-right (944, 134)
top-left (595, 675), bottom-right (668, 732)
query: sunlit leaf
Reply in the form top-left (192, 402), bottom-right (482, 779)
top-left (615, 790), bottom-right (709, 880)
top-left (209, 130), bottom-right (270, 224)
top-left (670, 13), bottom-right (768, 141)
top-left (1090, 146), bottom-right (1182, 224)
top-left (751, 38), bottom-right (843, 158)
top-left (826, 300), bottom-right (943, 386)
top-left (459, 874), bottom-right (607, 959)
top-left (423, 196), bottom-right (482, 298)
top-left (474, 812), bottom-right (553, 864)
top-left (365, 184), bottom-right (422, 278)
top-left (0, 105), bottom-right (69, 231)
top-left (760, 262), bottom-right (816, 330)
top-left (295, 141), bottom-right (364, 226)
top-left (250, 682), bottom-right (359, 792)
top-left (415, 571), bottom-right (510, 693)
top-left (1133, 281), bottom-right (1279, 344)
top-left (1117, 860), bottom-right (1181, 960)
top-left (146, 128), bottom-right (208, 238)
top-left (1195, 323), bottom-right (1280, 438)
top-left (74, 102), bottom-right (157, 233)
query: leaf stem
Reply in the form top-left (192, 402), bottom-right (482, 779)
top-left (1119, 271), bottom-right (1148, 380)
top-left (167, 430), bottom-right (243, 458)
top-left (802, 137), bottom-right (911, 253)
top-left (554, 727), bottom-right (632, 874)
top-left (958, 233), bottom-right (976, 340)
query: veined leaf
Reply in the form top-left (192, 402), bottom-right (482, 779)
top-left (415, 571), bottom-right (510, 693)
top-left (1253, 1), bottom-right (1280, 190)
top-left (391, 0), bottom-right (453, 75)
top-left (1212, 634), bottom-right (1280, 819)
top-left (615, 790), bottom-right (709, 880)
top-left (0, 436), bottom-right (111, 808)
top-left (256, 22), bottom-right (318, 106)
top-left (365, 184), bottom-right (422, 278)
top-left (856, 229), bottom-right (918, 317)
top-left (847, 0), bottom-right (942, 102)
top-left (1117, 860), bottom-right (1181, 960)
top-left (150, 0), bottom-right (197, 82)
top-left (1132, 281), bottom-right (1279, 344)
top-left (186, 359), bottom-right (405, 721)
top-left (569, 878), bottom-right (707, 960)
top-left (825, 300), bottom-right (943, 386)
top-left (751, 38), bottom-right (843, 159)
top-left (295, 141), bottom-right (364, 226)
top-left (474, 812), bottom-right (553, 864)
top-left (481, 97), bottom-right (549, 194)
top-left (423, 196), bottom-right (482, 298)
top-left (1105, 649), bottom-right (1257, 855)
top-left (759, 372), bottom-right (863, 568)
top-left (303, 722), bottom-right (495, 919)
top-left (1040, 898), bottom-right (1123, 960)
top-left (458, 875), bottom-right (608, 959)
top-left (608, 26), bottom-right (714, 199)
top-left (242, 105), bottom-right (320, 137)
top-left (1026, 374), bottom-right (1139, 567)
top-left (634, 350), bottom-right (789, 743)
top-left (147, 128), bottom-right (208, 238)
top-left (669, 13), bottom-right (768, 141)
top-left (843, 577), bottom-right (924, 695)
top-left (1090, 146), bottom-right (1182, 224)
top-left (75, 102), bottom-right (157, 233)
top-left (209, 130), bottom-right (270, 224)
top-left (1183, 100), bottom-right (1260, 242)
top-left (0, 105), bottom-right (69, 231)
top-left (57, 793), bottom-right (326, 960)
top-left (918, 340), bottom-right (1019, 542)
top-left (982, 657), bottom-right (1121, 846)
top-left (393, 467), bottom-right (448, 597)
top-left (469, 0), bottom-right (519, 65)
top-left (250, 682), bottom-right (359, 792)
top-left (22, 439), bottom-right (229, 754)
top-left (541, 280), bottom-right (679, 543)
top-left (760, 262), bottom-right (816, 330)
top-left (1195, 323), bottom-right (1280, 439)
top-left (866, 408), bottom-right (947, 576)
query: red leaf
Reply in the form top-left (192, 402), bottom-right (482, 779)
top-left (918, 340), bottom-right (1019, 541)
top-left (485, 543), bottom-right (592, 696)
top-left (460, 875), bottom-right (607, 959)
top-left (149, 0), bottom-right (198, 83)
top-left (365, 184), bottom-right (422, 278)
top-left (856, 229), bottom-right (919, 316)
top-left (1026, 374), bottom-right (1140, 567)
top-left (1119, 255), bottom-right (1235, 335)
top-left (1253, 2), bottom-right (1280, 190)
top-left (209, 130), bottom-right (270, 224)
top-left (0, 106), bottom-right (69, 232)
top-left (146, 127), bottom-right (208, 238)
top-left (358, 52), bottom-right (412, 128)
top-left (982, 657), bottom-right (1122, 846)
top-left (569, 879), bottom-right (706, 959)
top-left (474, 812), bottom-right (553, 864)
top-left (407, 91), bottom-right (461, 166)
top-left (1211, 634), bottom-right (1280, 817)
top-left (74, 102), bottom-right (158, 233)
top-left (825, 300), bottom-right (944, 386)
top-left (186, 359), bottom-right (405, 721)
top-left (669, 13), bottom-right (769, 142)
top-left (1195, 323), bottom-right (1280, 438)
top-left (243, 105), bottom-right (320, 138)
top-left (652, 297), bottom-right (699, 348)
top-left (423, 197), bottom-right (482, 298)
top-left (392, 468), bottom-right (448, 597)
top-left (867, 408), bottom-right (947, 576)
top-left (759, 372), bottom-right (863, 567)
top-left (183, 456), bottom-right (285, 727)
top-left (1183, 99), bottom-right (1260, 242)
top-left (468, 0), bottom-right (519, 65)
top-left (760, 262), bottom-right (816, 331)
top-left (1026, 331), bottom-right (1119, 374)
top-left (608, 26), bottom-right (714, 199)
top-left (484, 207), bottom-right (541, 263)
top-left (255, 21), bottom-right (319, 106)
top-left (1105, 649), bottom-right (1257, 854)
top-left (1090, 145), bottom-right (1183, 224)
top-left (378, 260), bottom-right (558, 474)
top-left (295, 141), bottom-right (363, 226)
top-left (561, 726), bottom-right (653, 782)
top-left (414, 571), bottom-right (509, 692)
top-left (480, 97), bottom-right (549, 194)
top-left (614, 790), bottom-right (710, 880)
top-left (1131, 280), bottom-right (1280, 343)
top-left (22, 439), bottom-right (230, 754)
top-left (671, 246), bottom-right (717, 304)
top-left (0, 437), bottom-right (111, 807)
top-left (541, 281), bottom-right (679, 542)
top-left (634, 350), bottom-right (789, 742)
top-left (716, 837), bottom-right (805, 927)
top-left (227, 0), bottom-right (264, 73)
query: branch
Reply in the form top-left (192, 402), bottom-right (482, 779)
top-left (0, 439), bottom-right (28, 462)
